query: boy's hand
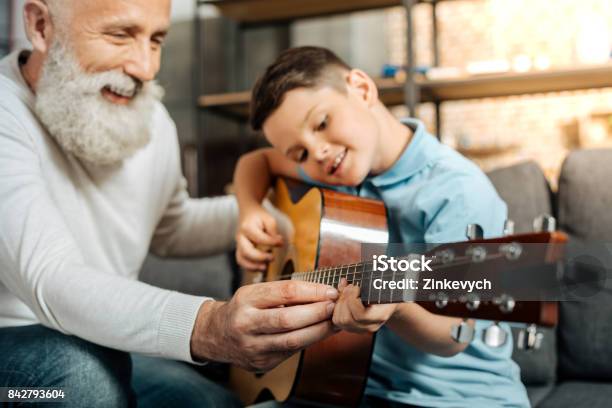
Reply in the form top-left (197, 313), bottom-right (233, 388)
top-left (236, 205), bottom-right (284, 271)
top-left (332, 278), bottom-right (398, 333)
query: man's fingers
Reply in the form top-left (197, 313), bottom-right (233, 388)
top-left (253, 301), bottom-right (335, 334)
top-left (247, 281), bottom-right (338, 308)
top-left (262, 320), bottom-right (337, 353)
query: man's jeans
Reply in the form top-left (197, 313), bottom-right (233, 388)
top-left (0, 325), bottom-right (241, 407)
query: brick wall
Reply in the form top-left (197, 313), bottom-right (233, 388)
top-left (386, 0), bottom-right (612, 188)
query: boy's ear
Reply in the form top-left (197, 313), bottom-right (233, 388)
top-left (23, 0), bottom-right (55, 54)
top-left (346, 69), bottom-right (379, 107)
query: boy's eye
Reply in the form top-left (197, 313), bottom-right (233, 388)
top-left (295, 149), bottom-right (308, 163)
top-left (316, 116), bottom-right (328, 132)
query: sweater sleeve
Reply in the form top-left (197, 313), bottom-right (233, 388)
top-left (0, 110), bottom-right (207, 363)
top-left (147, 105), bottom-right (238, 257)
top-left (150, 179), bottom-right (239, 258)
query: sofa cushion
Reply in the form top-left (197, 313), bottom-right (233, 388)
top-left (557, 149), bottom-right (612, 380)
top-left (487, 161), bottom-right (557, 386)
top-left (526, 384), bottom-right (554, 407)
top-left (487, 160), bottom-right (554, 234)
top-left (558, 149), bottom-right (612, 241)
top-left (537, 381), bottom-right (612, 408)
top-left (140, 254), bottom-right (234, 299)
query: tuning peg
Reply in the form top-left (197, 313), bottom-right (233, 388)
top-left (435, 292), bottom-right (449, 309)
top-left (465, 224), bottom-right (483, 240)
top-left (465, 294), bottom-right (481, 311)
top-left (466, 246), bottom-right (487, 262)
top-left (435, 249), bottom-right (455, 264)
top-left (482, 322), bottom-right (508, 347)
top-left (495, 294), bottom-right (516, 314)
top-left (450, 319), bottom-right (475, 343)
top-left (533, 215), bottom-right (556, 233)
top-left (517, 324), bottom-right (544, 350)
top-left (503, 220), bottom-right (515, 236)
top-left (499, 243), bottom-right (522, 260)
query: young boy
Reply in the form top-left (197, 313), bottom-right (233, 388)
top-left (233, 46), bottom-right (529, 407)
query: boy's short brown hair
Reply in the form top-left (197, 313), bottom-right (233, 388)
top-left (250, 46), bottom-right (351, 131)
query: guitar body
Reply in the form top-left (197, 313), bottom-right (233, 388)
top-left (230, 179), bottom-right (389, 407)
top-left (230, 179), bottom-right (566, 406)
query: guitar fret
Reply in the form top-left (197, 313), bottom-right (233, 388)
top-left (390, 265), bottom-right (396, 304)
top-left (366, 261), bottom-right (371, 304)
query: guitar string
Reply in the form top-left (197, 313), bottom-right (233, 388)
top-left (279, 252), bottom-right (507, 281)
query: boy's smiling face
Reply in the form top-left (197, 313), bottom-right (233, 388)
top-left (263, 70), bottom-right (385, 186)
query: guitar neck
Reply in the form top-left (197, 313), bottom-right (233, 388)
top-left (288, 238), bottom-right (564, 327)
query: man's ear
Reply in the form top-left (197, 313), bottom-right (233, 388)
top-left (346, 69), bottom-right (379, 107)
top-left (23, 0), bottom-right (55, 53)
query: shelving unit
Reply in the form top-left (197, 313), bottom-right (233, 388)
top-left (198, 63), bottom-right (612, 120)
top-left (193, 0), bottom-right (612, 196)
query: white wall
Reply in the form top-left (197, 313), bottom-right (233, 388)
top-left (10, 0), bottom-right (203, 52)
top-left (11, 0), bottom-right (28, 50)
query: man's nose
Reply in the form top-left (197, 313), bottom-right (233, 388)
top-left (123, 42), bottom-right (158, 82)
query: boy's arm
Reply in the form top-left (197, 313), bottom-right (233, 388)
top-left (387, 303), bottom-right (472, 356)
top-left (233, 147), bottom-right (300, 213)
top-left (233, 148), bottom-right (301, 270)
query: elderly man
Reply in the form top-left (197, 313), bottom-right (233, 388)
top-left (0, 0), bottom-right (338, 406)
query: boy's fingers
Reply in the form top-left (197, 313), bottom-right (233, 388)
top-left (262, 216), bottom-right (283, 244)
top-left (236, 251), bottom-right (267, 271)
top-left (244, 225), bottom-right (282, 247)
top-left (237, 235), bottom-right (274, 262)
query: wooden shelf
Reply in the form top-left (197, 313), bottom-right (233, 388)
top-left (198, 64), bottom-right (612, 119)
top-left (199, 0), bottom-right (409, 24)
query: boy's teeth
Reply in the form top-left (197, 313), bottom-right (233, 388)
top-left (332, 150), bottom-right (345, 171)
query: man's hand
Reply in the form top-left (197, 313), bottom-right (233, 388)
top-left (190, 281), bottom-right (338, 372)
top-left (332, 278), bottom-right (398, 333)
top-left (236, 205), bottom-right (283, 271)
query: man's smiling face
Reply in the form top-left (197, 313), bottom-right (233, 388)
top-left (29, 0), bottom-right (171, 165)
top-left (63, 0), bottom-right (170, 104)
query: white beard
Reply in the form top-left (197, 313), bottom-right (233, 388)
top-left (34, 41), bottom-right (164, 166)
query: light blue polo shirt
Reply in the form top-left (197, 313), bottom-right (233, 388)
top-left (299, 118), bottom-right (529, 407)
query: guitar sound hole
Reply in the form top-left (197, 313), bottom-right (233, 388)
top-left (280, 261), bottom-right (294, 280)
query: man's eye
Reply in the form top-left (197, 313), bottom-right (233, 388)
top-left (108, 32), bottom-right (129, 40)
top-left (152, 37), bottom-right (165, 47)
top-left (316, 116), bottom-right (328, 132)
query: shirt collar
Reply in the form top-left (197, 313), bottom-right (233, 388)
top-left (366, 118), bottom-right (440, 187)
top-left (0, 49), bottom-right (35, 109)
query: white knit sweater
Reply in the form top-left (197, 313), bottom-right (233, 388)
top-left (0, 51), bottom-right (238, 363)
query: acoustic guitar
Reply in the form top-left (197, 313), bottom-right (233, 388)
top-left (230, 178), bottom-right (568, 407)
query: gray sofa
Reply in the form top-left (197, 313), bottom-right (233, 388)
top-left (488, 149), bottom-right (612, 407)
top-left (142, 148), bottom-right (612, 407)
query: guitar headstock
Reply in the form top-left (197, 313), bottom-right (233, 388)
top-left (419, 215), bottom-right (566, 326)
top-left (360, 215), bottom-right (568, 349)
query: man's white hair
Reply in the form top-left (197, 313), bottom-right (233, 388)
top-left (44, 0), bottom-right (72, 35)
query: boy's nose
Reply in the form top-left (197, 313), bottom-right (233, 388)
top-left (313, 143), bottom-right (330, 163)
